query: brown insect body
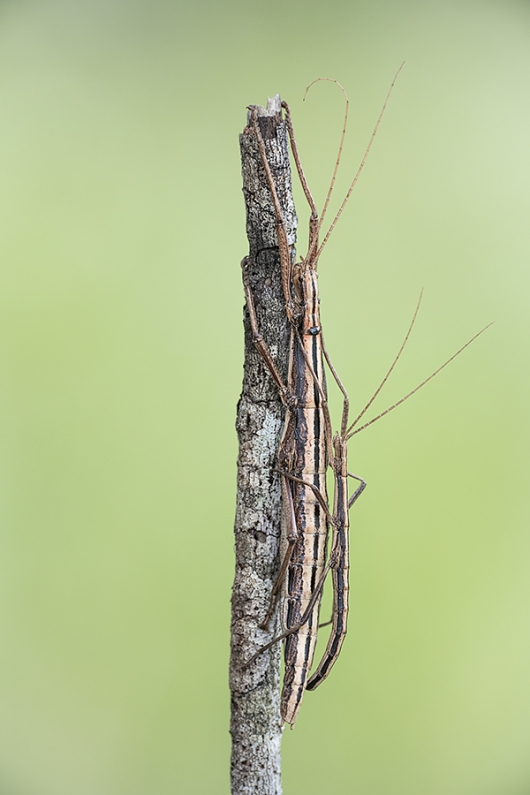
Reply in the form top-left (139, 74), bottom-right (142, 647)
top-left (279, 262), bottom-right (330, 723)
top-left (243, 92), bottom-right (370, 726)
top-left (243, 68), bottom-right (490, 726)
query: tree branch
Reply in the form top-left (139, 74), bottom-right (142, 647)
top-left (230, 95), bottom-right (297, 795)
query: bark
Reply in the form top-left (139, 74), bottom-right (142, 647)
top-left (230, 96), bottom-right (297, 795)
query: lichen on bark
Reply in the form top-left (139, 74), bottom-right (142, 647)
top-left (229, 95), bottom-right (297, 795)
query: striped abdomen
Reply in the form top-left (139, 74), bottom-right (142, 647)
top-left (280, 266), bottom-right (329, 725)
top-left (306, 437), bottom-right (349, 691)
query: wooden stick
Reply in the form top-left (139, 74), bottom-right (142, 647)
top-left (230, 95), bottom-right (297, 795)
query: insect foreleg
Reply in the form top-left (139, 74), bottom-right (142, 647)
top-left (249, 108), bottom-right (294, 318)
top-left (281, 100), bottom-right (319, 253)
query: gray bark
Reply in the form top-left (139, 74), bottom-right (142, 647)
top-left (230, 96), bottom-right (297, 795)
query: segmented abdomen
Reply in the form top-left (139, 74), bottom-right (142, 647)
top-left (306, 470), bottom-right (349, 691)
top-left (280, 283), bottom-right (329, 725)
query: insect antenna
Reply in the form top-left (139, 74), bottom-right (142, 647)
top-left (346, 322), bottom-right (494, 439)
top-left (317, 61), bottom-right (405, 261)
top-left (302, 78), bottom-right (350, 266)
top-left (347, 288), bottom-right (423, 435)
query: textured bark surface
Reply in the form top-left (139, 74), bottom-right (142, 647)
top-left (230, 96), bottom-right (297, 795)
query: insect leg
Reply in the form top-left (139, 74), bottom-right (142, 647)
top-left (244, 548), bottom-right (337, 667)
top-left (249, 107), bottom-right (294, 318)
top-left (279, 469), bottom-right (335, 527)
top-left (305, 510), bottom-right (348, 690)
top-left (259, 472), bottom-right (298, 629)
top-left (241, 257), bottom-right (290, 402)
top-left (306, 437), bottom-right (353, 691)
top-left (348, 472), bottom-right (367, 509)
top-left (321, 332), bottom-right (350, 437)
top-left (317, 474), bottom-right (365, 629)
top-left (281, 101), bottom-right (319, 255)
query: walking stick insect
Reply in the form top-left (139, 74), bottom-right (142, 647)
top-left (242, 67), bottom-right (492, 727)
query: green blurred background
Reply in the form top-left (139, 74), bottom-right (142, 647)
top-left (0, 0), bottom-right (529, 793)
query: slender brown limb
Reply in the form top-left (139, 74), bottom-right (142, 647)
top-left (282, 102), bottom-right (318, 223)
top-left (250, 106), bottom-right (294, 318)
top-left (322, 332), bottom-right (350, 438)
top-left (241, 257), bottom-right (291, 403)
top-left (244, 548), bottom-right (339, 667)
top-left (348, 472), bottom-right (367, 509)
top-left (259, 474), bottom-right (299, 630)
top-left (278, 470), bottom-right (336, 527)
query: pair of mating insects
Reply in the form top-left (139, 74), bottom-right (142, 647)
top-left (241, 67), bottom-right (491, 727)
